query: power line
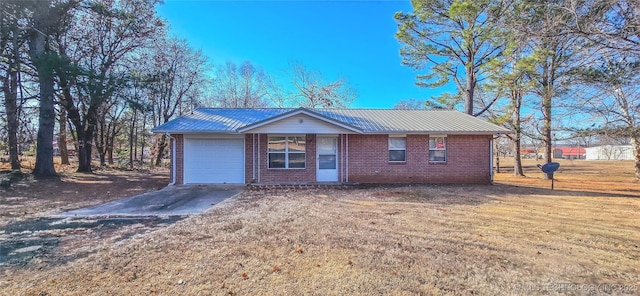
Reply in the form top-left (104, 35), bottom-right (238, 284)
top-left (0, 5), bottom-right (59, 46)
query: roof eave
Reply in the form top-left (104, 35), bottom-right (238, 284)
top-left (151, 129), bottom-right (241, 134)
top-left (362, 130), bottom-right (512, 135)
top-left (237, 107), bottom-right (363, 134)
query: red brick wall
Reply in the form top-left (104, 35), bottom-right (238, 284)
top-left (172, 134), bottom-right (184, 185)
top-left (245, 134), bottom-right (255, 183)
top-left (346, 134), bottom-right (491, 184)
top-left (176, 133), bottom-right (491, 185)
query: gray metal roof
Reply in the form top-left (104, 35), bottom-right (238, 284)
top-left (152, 108), bottom-right (511, 134)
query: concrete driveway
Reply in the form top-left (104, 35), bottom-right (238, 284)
top-left (57, 185), bottom-right (243, 217)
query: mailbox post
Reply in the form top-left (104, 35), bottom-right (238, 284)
top-left (537, 162), bottom-right (560, 190)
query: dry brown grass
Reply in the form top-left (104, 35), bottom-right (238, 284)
top-left (0, 168), bottom-right (168, 227)
top-left (495, 158), bottom-right (638, 196)
top-left (1, 160), bottom-right (639, 295)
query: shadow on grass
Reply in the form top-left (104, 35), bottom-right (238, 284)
top-left (341, 182), bottom-right (639, 207)
top-left (1, 169), bottom-right (168, 197)
top-left (491, 182), bottom-right (640, 199)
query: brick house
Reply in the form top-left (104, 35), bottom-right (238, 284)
top-left (152, 108), bottom-right (510, 185)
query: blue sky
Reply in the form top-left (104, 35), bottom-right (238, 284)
top-left (156, 0), bottom-right (449, 108)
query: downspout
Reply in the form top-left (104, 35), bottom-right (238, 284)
top-left (339, 134), bottom-right (344, 183)
top-left (252, 134), bottom-right (256, 182)
top-left (489, 137), bottom-right (494, 184)
top-left (257, 133), bottom-right (261, 183)
top-left (346, 134), bottom-right (349, 183)
top-left (165, 133), bottom-right (176, 186)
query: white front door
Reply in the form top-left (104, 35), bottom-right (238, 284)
top-left (317, 136), bottom-right (338, 182)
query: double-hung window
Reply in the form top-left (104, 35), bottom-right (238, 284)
top-left (268, 136), bottom-right (306, 169)
top-left (429, 136), bottom-right (447, 162)
top-left (388, 136), bottom-right (407, 162)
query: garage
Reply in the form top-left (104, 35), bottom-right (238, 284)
top-left (183, 136), bottom-right (245, 184)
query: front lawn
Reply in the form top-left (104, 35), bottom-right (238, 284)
top-left (2, 171), bottom-right (638, 295)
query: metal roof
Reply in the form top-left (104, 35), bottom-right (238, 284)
top-left (152, 108), bottom-right (511, 134)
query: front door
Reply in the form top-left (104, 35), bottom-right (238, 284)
top-left (317, 136), bottom-right (338, 182)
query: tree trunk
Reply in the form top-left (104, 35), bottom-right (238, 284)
top-left (129, 108), bottom-right (137, 169)
top-left (495, 142), bottom-right (500, 174)
top-left (513, 90), bottom-right (524, 176)
top-left (77, 127), bottom-right (94, 172)
top-left (632, 136), bottom-right (640, 181)
top-left (96, 128), bottom-right (106, 166)
top-left (96, 142), bottom-right (106, 166)
top-left (107, 148), bottom-right (114, 165)
top-left (465, 73), bottom-right (475, 115)
top-left (99, 152), bottom-right (106, 166)
top-left (3, 84), bottom-right (20, 170)
top-left (107, 122), bottom-right (114, 165)
top-left (31, 64), bottom-right (57, 177)
top-left (464, 54), bottom-right (476, 116)
top-left (541, 58), bottom-right (554, 180)
top-left (542, 99), bottom-right (553, 180)
top-left (58, 105), bottom-right (70, 165)
top-left (55, 56), bottom-right (94, 173)
top-left (154, 134), bottom-right (167, 167)
top-left (95, 116), bottom-right (107, 167)
top-left (139, 112), bottom-right (147, 163)
top-left (29, 4), bottom-right (57, 178)
top-left (2, 32), bottom-right (21, 170)
top-left (57, 72), bottom-right (88, 172)
top-left (76, 107), bottom-right (98, 172)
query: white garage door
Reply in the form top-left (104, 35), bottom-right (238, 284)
top-left (184, 137), bottom-right (244, 184)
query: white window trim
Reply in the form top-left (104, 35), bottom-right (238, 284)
top-left (429, 135), bottom-right (447, 162)
top-left (268, 135), bottom-right (306, 169)
top-left (388, 135), bottom-right (407, 162)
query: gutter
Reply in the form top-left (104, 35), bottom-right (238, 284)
top-left (489, 137), bottom-right (494, 184)
top-left (165, 133), bottom-right (177, 186)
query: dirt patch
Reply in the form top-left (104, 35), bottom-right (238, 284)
top-left (0, 168), bottom-right (169, 227)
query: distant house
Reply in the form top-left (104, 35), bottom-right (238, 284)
top-left (152, 108), bottom-right (510, 185)
top-left (553, 147), bottom-right (586, 159)
top-left (520, 148), bottom-right (538, 159)
top-left (586, 145), bottom-right (634, 160)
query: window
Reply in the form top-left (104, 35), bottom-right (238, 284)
top-left (429, 136), bottom-right (447, 162)
top-left (389, 136), bottom-right (406, 162)
top-left (268, 136), bottom-right (306, 168)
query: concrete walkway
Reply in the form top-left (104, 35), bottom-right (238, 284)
top-left (57, 185), bottom-right (243, 217)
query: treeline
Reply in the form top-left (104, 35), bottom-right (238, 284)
top-left (0, 0), bottom-right (356, 177)
top-left (394, 0), bottom-right (639, 179)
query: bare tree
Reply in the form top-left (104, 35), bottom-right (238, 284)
top-left (579, 54), bottom-right (639, 179)
top-left (569, 0), bottom-right (640, 55)
top-left (393, 99), bottom-right (425, 110)
top-left (94, 97), bottom-right (127, 166)
top-left (287, 62), bottom-right (356, 108)
top-left (0, 0), bottom-right (28, 170)
top-left (146, 37), bottom-right (209, 166)
top-left (210, 61), bottom-right (271, 108)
